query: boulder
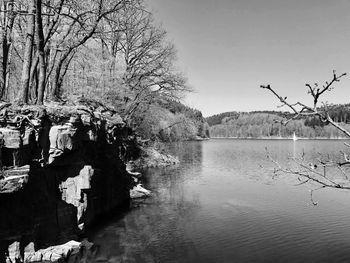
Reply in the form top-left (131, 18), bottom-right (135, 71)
top-left (60, 166), bottom-right (94, 229)
top-left (0, 128), bottom-right (21, 149)
top-left (8, 241), bottom-right (22, 263)
top-left (25, 240), bottom-right (84, 263)
top-left (48, 125), bottom-right (78, 164)
top-left (24, 243), bottom-right (35, 262)
top-left (130, 184), bottom-right (151, 199)
top-left (0, 166), bottom-right (29, 193)
top-left (22, 128), bottom-right (35, 146)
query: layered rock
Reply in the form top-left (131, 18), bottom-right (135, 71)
top-left (6, 240), bottom-right (94, 263)
top-left (24, 240), bottom-right (94, 263)
top-left (0, 100), bottom-right (139, 262)
top-left (129, 183), bottom-right (151, 199)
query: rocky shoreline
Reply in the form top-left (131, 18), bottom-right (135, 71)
top-left (0, 100), bottom-right (143, 262)
top-left (127, 146), bottom-right (179, 170)
top-left (0, 99), bottom-right (186, 262)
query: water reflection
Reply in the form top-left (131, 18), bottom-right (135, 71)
top-left (89, 139), bottom-right (350, 262)
top-left (89, 142), bottom-right (204, 262)
top-left (293, 139), bottom-right (297, 158)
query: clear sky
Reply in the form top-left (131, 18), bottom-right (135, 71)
top-left (147, 0), bottom-right (350, 117)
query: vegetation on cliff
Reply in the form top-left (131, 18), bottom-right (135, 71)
top-left (0, 0), bottom-right (207, 144)
top-left (134, 99), bottom-right (209, 142)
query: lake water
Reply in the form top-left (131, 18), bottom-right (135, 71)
top-left (88, 139), bottom-right (350, 263)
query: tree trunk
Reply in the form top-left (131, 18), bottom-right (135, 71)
top-left (35, 0), bottom-right (46, 105)
top-left (20, 0), bottom-right (35, 104)
top-left (0, 29), bottom-right (8, 98)
top-left (29, 57), bottom-right (39, 103)
top-left (51, 50), bottom-right (75, 100)
top-left (51, 57), bottom-right (65, 100)
top-left (29, 55), bottom-right (39, 102)
top-left (50, 0), bottom-right (105, 100)
top-left (0, 0), bottom-right (15, 100)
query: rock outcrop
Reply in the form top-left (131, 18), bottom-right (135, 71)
top-left (0, 100), bottom-right (139, 262)
top-left (128, 146), bottom-right (179, 169)
top-left (24, 240), bottom-right (94, 263)
top-left (129, 183), bottom-right (151, 199)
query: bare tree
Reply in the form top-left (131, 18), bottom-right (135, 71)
top-left (261, 71), bottom-right (350, 202)
top-left (20, 0), bottom-right (35, 103)
top-left (0, 0), bottom-right (190, 113)
top-left (59, 0), bottom-right (191, 124)
top-left (116, 4), bottom-right (190, 122)
top-left (0, 0), bottom-right (16, 99)
top-left (261, 71), bottom-right (348, 136)
top-left (1, 0), bottom-right (127, 103)
top-left (49, 0), bottom-right (126, 100)
top-left (35, 0), bottom-right (46, 104)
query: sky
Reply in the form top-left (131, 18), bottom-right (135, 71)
top-left (147, 0), bottom-right (350, 117)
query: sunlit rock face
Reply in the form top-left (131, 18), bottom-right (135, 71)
top-left (0, 103), bottom-right (138, 262)
top-left (6, 240), bottom-right (95, 263)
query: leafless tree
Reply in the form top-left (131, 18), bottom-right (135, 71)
top-left (0, 0), bottom-right (191, 117)
top-left (59, 0), bottom-right (191, 125)
top-left (0, 0), bottom-right (16, 99)
top-left (49, 0), bottom-right (126, 100)
top-left (20, 0), bottom-right (35, 103)
top-left (35, 0), bottom-right (45, 104)
top-left (116, 3), bottom-right (191, 122)
top-left (261, 71), bottom-right (350, 203)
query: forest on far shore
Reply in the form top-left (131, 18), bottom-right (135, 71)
top-left (207, 104), bottom-right (350, 139)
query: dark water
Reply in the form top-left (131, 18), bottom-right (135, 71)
top-left (89, 139), bottom-right (350, 263)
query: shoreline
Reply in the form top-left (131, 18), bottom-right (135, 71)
top-left (210, 137), bottom-right (350, 140)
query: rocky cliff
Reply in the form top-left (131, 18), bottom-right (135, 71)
top-left (0, 100), bottom-right (139, 262)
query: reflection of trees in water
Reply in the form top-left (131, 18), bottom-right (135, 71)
top-left (167, 141), bottom-right (203, 165)
top-left (91, 186), bottom-right (201, 261)
top-left (90, 142), bottom-right (204, 262)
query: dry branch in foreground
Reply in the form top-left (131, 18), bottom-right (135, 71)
top-left (261, 71), bottom-right (350, 203)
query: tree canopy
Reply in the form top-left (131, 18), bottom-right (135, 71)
top-left (0, 0), bottom-right (189, 112)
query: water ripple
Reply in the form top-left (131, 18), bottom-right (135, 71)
top-left (90, 139), bottom-right (350, 262)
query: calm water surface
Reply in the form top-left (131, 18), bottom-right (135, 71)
top-left (89, 139), bottom-right (350, 263)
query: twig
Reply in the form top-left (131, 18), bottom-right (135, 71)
top-left (310, 186), bottom-right (325, 206)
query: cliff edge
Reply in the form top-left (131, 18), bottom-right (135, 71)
top-left (0, 100), bottom-right (139, 262)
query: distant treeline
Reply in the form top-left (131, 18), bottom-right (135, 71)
top-left (206, 111), bottom-right (294, 126)
top-left (207, 105), bottom-right (350, 138)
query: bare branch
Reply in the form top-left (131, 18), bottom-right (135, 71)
top-left (261, 71), bottom-right (350, 198)
top-left (265, 148), bottom-right (350, 191)
top-left (310, 187), bottom-right (325, 206)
